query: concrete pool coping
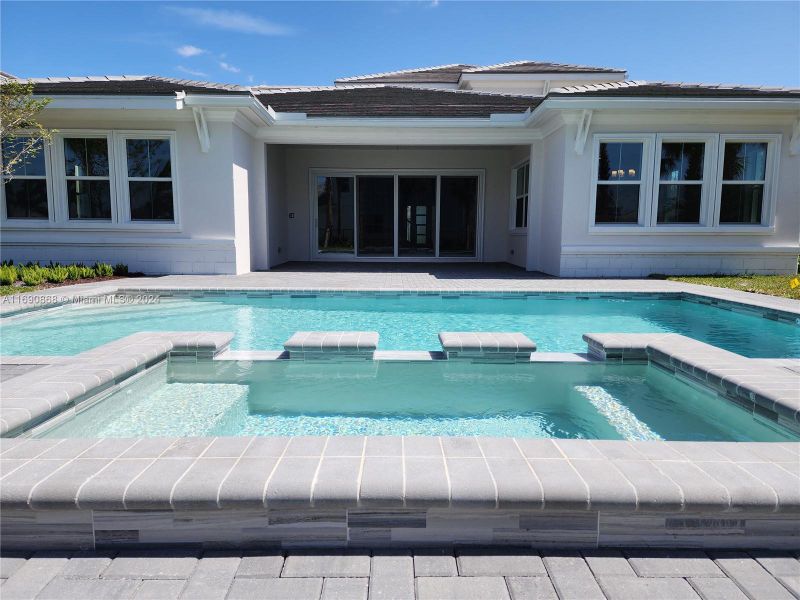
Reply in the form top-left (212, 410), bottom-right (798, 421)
top-left (1, 331), bottom-right (799, 550)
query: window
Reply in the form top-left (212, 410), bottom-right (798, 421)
top-left (511, 161), bottom-right (529, 230)
top-left (719, 141), bottom-right (768, 224)
top-left (594, 141), bottom-right (645, 224)
top-left (1, 137), bottom-right (49, 219)
top-left (63, 137), bottom-right (112, 220)
top-left (656, 141), bottom-right (706, 224)
top-left (124, 138), bottom-right (175, 221)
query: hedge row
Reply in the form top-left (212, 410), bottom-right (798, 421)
top-left (0, 262), bottom-right (128, 286)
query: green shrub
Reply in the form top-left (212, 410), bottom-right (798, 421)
top-left (113, 263), bottom-right (128, 276)
top-left (0, 264), bottom-right (17, 285)
top-left (78, 265), bottom-right (95, 279)
top-left (66, 265), bottom-right (82, 280)
top-left (19, 266), bottom-right (45, 286)
top-left (93, 262), bottom-right (114, 277)
top-left (44, 265), bottom-right (69, 283)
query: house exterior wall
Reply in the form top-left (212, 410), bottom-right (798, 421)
top-left (0, 114), bottom-right (255, 274)
top-left (507, 145), bottom-right (531, 268)
top-left (535, 130), bottom-right (567, 275)
top-left (266, 144), bottom-right (288, 268)
top-left (543, 111), bottom-right (799, 277)
top-left (275, 145), bottom-right (522, 264)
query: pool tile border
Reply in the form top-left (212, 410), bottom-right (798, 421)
top-left (1, 435), bottom-right (798, 550)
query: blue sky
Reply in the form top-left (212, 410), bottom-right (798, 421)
top-left (2, 1), bottom-right (798, 87)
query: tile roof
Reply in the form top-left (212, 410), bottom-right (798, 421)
top-left (24, 75), bottom-right (250, 96)
top-left (255, 85), bottom-right (542, 117)
top-left (334, 64), bottom-right (476, 84)
top-left (549, 80), bottom-right (800, 98)
top-left (463, 60), bottom-right (626, 74)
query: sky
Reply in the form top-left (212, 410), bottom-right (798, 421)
top-left (1, 1), bottom-right (798, 88)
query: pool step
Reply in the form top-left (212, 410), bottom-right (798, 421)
top-left (438, 332), bottom-right (536, 362)
top-left (284, 331), bottom-right (379, 360)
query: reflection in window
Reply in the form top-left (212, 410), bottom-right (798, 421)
top-left (357, 176), bottom-right (394, 255)
top-left (720, 142), bottom-right (767, 224)
top-left (317, 176), bottom-right (354, 253)
top-left (512, 162), bottom-right (529, 229)
top-left (657, 142), bottom-right (704, 224)
top-left (125, 138), bottom-right (174, 221)
top-left (2, 137), bottom-right (49, 219)
top-left (64, 137), bottom-right (111, 220)
top-left (595, 142), bottom-right (643, 224)
top-left (439, 176), bottom-right (478, 256)
top-left (398, 176), bottom-right (436, 256)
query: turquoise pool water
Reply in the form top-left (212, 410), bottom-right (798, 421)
top-left (2, 293), bottom-right (798, 357)
top-left (38, 361), bottom-right (795, 441)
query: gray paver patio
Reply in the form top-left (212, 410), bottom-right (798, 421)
top-left (2, 548), bottom-right (796, 600)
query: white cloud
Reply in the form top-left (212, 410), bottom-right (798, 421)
top-left (429, 0), bottom-right (440, 6)
top-left (176, 45), bottom-right (206, 57)
top-left (176, 65), bottom-right (208, 78)
top-left (167, 6), bottom-right (293, 36)
top-left (218, 61), bottom-right (241, 74)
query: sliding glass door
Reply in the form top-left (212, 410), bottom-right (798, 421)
top-left (314, 172), bottom-right (480, 259)
top-left (439, 175), bottom-right (478, 256)
top-left (316, 176), bottom-right (354, 254)
top-left (357, 176), bottom-right (394, 256)
top-left (398, 176), bottom-right (436, 256)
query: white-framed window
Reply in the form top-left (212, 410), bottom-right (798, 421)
top-left (57, 133), bottom-right (114, 221)
top-left (590, 132), bottom-right (779, 233)
top-left (591, 135), bottom-right (653, 226)
top-left (0, 136), bottom-right (52, 222)
top-left (116, 133), bottom-right (177, 223)
top-left (714, 134), bottom-right (778, 226)
top-left (1, 129), bottom-right (179, 230)
top-left (652, 134), bottom-right (717, 226)
top-left (510, 161), bottom-right (529, 231)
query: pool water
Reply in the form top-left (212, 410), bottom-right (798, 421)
top-left (37, 360), bottom-right (796, 441)
top-left (2, 294), bottom-right (799, 357)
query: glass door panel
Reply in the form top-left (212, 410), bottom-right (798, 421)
top-left (439, 176), bottom-right (478, 256)
top-left (398, 176), bottom-right (436, 257)
top-left (357, 176), bottom-right (394, 256)
top-left (316, 176), bottom-right (354, 254)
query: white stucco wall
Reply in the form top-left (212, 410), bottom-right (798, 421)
top-left (265, 144), bottom-right (288, 268)
top-left (275, 145), bottom-right (521, 263)
top-left (541, 111), bottom-right (800, 277)
top-left (0, 112), bottom-right (253, 274)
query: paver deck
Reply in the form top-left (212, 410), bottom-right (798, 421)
top-left (1, 548), bottom-right (797, 600)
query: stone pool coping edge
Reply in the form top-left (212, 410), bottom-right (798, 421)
top-left (0, 332), bottom-right (233, 437)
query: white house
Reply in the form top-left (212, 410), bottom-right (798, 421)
top-left (1, 61), bottom-right (798, 277)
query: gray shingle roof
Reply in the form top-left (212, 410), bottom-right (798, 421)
top-left (463, 60), bottom-right (626, 74)
top-left (334, 64), bottom-right (476, 84)
top-left (24, 75), bottom-right (250, 96)
top-left (549, 80), bottom-right (800, 98)
top-left (255, 85), bottom-right (541, 117)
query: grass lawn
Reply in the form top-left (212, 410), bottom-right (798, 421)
top-left (0, 285), bottom-right (36, 296)
top-left (667, 274), bottom-right (800, 300)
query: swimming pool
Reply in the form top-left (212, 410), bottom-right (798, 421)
top-left (36, 360), bottom-right (796, 441)
top-left (2, 292), bottom-right (798, 357)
